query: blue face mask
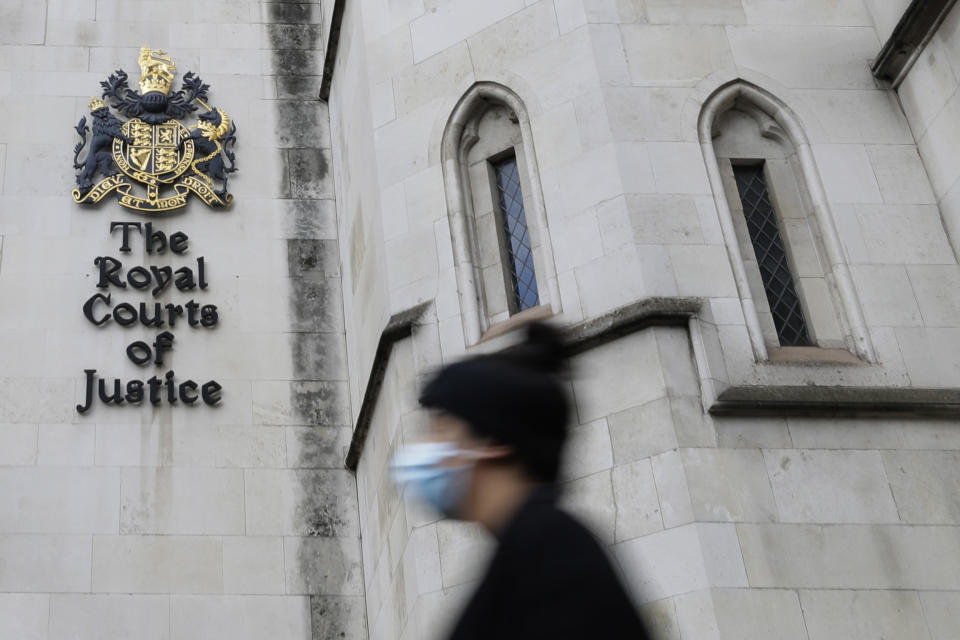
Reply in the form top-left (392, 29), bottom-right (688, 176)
top-left (390, 442), bottom-right (473, 519)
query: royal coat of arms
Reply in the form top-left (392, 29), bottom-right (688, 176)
top-left (72, 47), bottom-right (237, 212)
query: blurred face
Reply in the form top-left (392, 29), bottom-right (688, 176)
top-left (428, 411), bottom-right (476, 447)
top-left (390, 410), bottom-right (529, 527)
top-left (427, 411), bottom-right (512, 464)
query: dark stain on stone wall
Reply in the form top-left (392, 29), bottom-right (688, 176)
top-left (312, 596), bottom-right (367, 640)
top-left (266, 2), bottom-right (366, 638)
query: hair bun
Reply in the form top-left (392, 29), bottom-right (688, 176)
top-left (500, 322), bottom-right (568, 374)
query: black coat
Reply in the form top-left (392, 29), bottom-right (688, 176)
top-left (447, 486), bottom-right (652, 640)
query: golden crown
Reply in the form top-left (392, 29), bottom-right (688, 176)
top-left (137, 46), bottom-right (176, 94)
top-left (89, 96), bottom-right (105, 110)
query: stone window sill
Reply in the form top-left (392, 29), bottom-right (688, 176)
top-left (766, 346), bottom-right (867, 366)
top-left (478, 304), bottom-right (554, 344)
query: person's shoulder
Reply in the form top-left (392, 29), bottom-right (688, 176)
top-left (511, 497), bottom-right (606, 557)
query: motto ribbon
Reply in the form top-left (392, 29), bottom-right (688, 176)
top-left (73, 173), bottom-right (232, 212)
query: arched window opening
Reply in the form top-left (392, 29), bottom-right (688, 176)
top-left (700, 81), bottom-right (876, 362)
top-left (713, 101), bottom-right (840, 350)
top-left (464, 103), bottom-right (542, 322)
top-left (442, 83), bottom-right (559, 345)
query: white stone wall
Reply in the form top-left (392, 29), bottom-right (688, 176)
top-left (328, 0), bottom-right (394, 420)
top-left (0, 1), bottom-right (362, 639)
top-left (862, 0), bottom-right (913, 44)
top-left (897, 4), bottom-right (960, 266)
top-left (331, 1), bottom-right (960, 639)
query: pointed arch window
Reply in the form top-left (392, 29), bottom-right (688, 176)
top-left (700, 81), bottom-right (876, 362)
top-left (441, 83), bottom-right (559, 344)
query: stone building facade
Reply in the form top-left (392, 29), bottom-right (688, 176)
top-left (1, 1), bottom-right (960, 639)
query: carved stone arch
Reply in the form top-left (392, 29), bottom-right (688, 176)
top-left (440, 81), bottom-right (560, 345)
top-left (698, 79), bottom-right (876, 362)
top-left (725, 101), bottom-right (789, 144)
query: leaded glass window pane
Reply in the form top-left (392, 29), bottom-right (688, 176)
top-left (733, 163), bottom-right (812, 347)
top-left (493, 156), bottom-right (539, 312)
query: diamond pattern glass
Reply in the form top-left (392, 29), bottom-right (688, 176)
top-left (733, 164), bottom-right (812, 347)
top-left (493, 157), bottom-right (540, 312)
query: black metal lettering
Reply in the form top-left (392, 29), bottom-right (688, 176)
top-left (138, 302), bottom-right (164, 327)
top-left (145, 222), bottom-right (167, 253)
top-left (147, 376), bottom-right (162, 405)
top-left (110, 221), bottom-right (142, 253)
top-left (127, 266), bottom-right (152, 290)
top-left (98, 377), bottom-right (124, 405)
top-left (153, 332), bottom-right (175, 366)
top-left (198, 256), bottom-right (207, 289)
top-left (185, 300), bottom-right (200, 327)
top-left (76, 369), bottom-right (95, 413)
top-left (170, 231), bottom-right (189, 254)
top-left (165, 303), bottom-right (184, 328)
top-left (179, 380), bottom-right (198, 404)
top-left (150, 266), bottom-right (172, 296)
top-left (82, 292), bottom-right (111, 326)
top-left (113, 302), bottom-right (137, 326)
top-left (94, 256), bottom-right (125, 289)
top-left (201, 380), bottom-right (222, 405)
top-left (200, 305), bottom-right (218, 327)
top-left (165, 370), bottom-right (177, 404)
top-left (126, 341), bottom-right (152, 366)
top-left (174, 266), bottom-right (196, 291)
top-left (125, 379), bottom-right (144, 403)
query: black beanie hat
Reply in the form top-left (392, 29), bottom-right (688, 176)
top-left (419, 323), bottom-right (570, 482)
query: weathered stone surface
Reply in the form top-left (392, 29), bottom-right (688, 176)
top-left (0, 467), bottom-right (119, 534)
top-left (738, 524), bottom-right (960, 589)
top-left (683, 448), bottom-right (779, 523)
top-left (883, 450), bottom-right (960, 524)
top-left (223, 536), bottom-right (286, 595)
top-left (613, 523), bottom-right (748, 602)
top-left (612, 459), bottom-right (663, 540)
top-left (286, 148), bottom-right (335, 200)
top-left (170, 596), bottom-right (312, 640)
top-left (0, 594), bottom-right (48, 640)
top-left (764, 449), bottom-right (900, 523)
top-left (49, 595), bottom-right (170, 640)
top-left (120, 467), bottom-right (245, 535)
top-left (801, 589), bottom-right (930, 640)
top-left (245, 469), bottom-right (359, 537)
top-left (92, 536), bottom-right (223, 594)
top-left (285, 537), bottom-right (364, 596)
top-left (310, 596), bottom-right (368, 640)
top-left (921, 591), bottom-right (960, 640)
top-left (0, 423), bottom-right (38, 465)
top-left (712, 588), bottom-right (809, 640)
top-left (0, 535), bottom-right (91, 592)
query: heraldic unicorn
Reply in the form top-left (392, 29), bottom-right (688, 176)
top-left (72, 47), bottom-right (237, 212)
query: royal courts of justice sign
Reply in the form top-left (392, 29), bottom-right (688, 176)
top-left (70, 48), bottom-right (240, 413)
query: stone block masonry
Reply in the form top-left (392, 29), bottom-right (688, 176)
top-left (328, 1), bottom-right (960, 639)
top-left (4, 1), bottom-right (960, 639)
top-left (0, 1), bottom-right (362, 639)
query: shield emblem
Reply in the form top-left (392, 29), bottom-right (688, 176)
top-left (113, 118), bottom-right (195, 184)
